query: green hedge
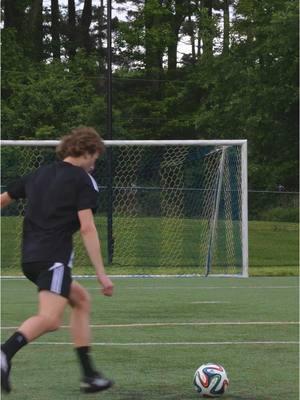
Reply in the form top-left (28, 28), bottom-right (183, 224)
top-left (259, 207), bottom-right (299, 223)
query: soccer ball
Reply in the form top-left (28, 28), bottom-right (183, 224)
top-left (193, 363), bottom-right (229, 397)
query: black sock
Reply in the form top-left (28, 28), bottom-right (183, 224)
top-left (76, 346), bottom-right (97, 378)
top-left (1, 331), bottom-right (28, 361)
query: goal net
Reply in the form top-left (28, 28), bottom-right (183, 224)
top-left (1, 140), bottom-right (248, 277)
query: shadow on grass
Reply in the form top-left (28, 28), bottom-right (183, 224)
top-left (56, 382), bottom-right (297, 400)
top-left (222, 396), bottom-right (272, 400)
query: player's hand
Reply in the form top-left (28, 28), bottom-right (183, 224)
top-left (98, 274), bottom-right (114, 296)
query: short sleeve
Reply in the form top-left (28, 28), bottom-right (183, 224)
top-left (7, 176), bottom-right (27, 200)
top-left (77, 173), bottom-right (98, 212)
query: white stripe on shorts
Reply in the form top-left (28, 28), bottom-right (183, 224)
top-left (49, 263), bottom-right (64, 295)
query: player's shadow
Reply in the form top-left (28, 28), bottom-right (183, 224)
top-left (70, 386), bottom-right (145, 399)
top-left (100, 392), bottom-right (274, 400)
top-left (112, 393), bottom-right (276, 400)
top-left (71, 386), bottom-right (275, 400)
top-left (222, 395), bottom-right (274, 400)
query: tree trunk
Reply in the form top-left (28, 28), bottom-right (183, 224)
top-left (68, 0), bottom-right (76, 58)
top-left (3, 0), bottom-right (25, 33)
top-left (144, 0), bottom-right (163, 74)
top-left (98, 0), bottom-right (105, 52)
top-left (197, 0), bottom-right (202, 57)
top-left (3, 0), bottom-right (15, 28)
top-left (80, 0), bottom-right (92, 54)
top-left (51, 0), bottom-right (60, 60)
top-left (167, 26), bottom-right (179, 71)
top-left (29, 0), bottom-right (44, 61)
top-left (188, 14), bottom-right (196, 63)
top-left (167, 0), bottom-right (188, 72)
top-left (223, 0), bottom-right (230, 54)
top-left (202, 0), bottom-right (213, 56)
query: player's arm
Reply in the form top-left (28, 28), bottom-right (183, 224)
top-left (2, 175), bottom-right (28, 208)
top-left (0, 192), bottom-right (14, 208)
top-left (78, 209), bottom-right (114, 296)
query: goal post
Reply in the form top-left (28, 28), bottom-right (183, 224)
top-left (1, 139), bottom-right (248, 277)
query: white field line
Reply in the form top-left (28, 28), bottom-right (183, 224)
top-left (30, 341), bottom-right (299, 346)
top-left (1, 321), bottom-right (298, 330)
top-left (1, 285), bottom-right (298, 291)
top-left (190, 301), bottom-right (230, 304)
top-left (123, 286), bottom-right (298, 290)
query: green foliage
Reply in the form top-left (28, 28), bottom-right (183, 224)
top-left (181, 0), bottom-right (299, 189)
top-left (1, 0), bottom-right (299, 191)
top-left (259, 207), bottom-right (299, 223)
top-left (2, 53), bottom-right (107, 138)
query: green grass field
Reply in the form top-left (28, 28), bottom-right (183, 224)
top-left (1, 276), bottom-right (299, 399)
top-left (1, 217), bottom-right (299, 276)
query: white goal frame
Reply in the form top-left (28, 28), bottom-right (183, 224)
top-left (1, 139), bottom-right (248, 277)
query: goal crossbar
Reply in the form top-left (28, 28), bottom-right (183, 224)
top-left (1, 139), bottom-right (247, 147)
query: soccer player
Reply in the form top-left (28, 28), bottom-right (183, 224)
top-left (0, 127), bottom-right (114, 394)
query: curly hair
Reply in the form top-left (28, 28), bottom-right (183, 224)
top-left (56, 127), bottom-right (105, 159)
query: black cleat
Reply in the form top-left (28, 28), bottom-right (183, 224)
top-left (80, 372), bottom-right (114, 394)
top-left (1, 350), bottom-right (11, 393)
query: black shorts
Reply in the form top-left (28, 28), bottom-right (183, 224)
top-left (22, 262), bottom-right (72, 299)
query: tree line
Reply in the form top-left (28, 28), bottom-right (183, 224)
top-left (1, 0), bottom-right (299, 190)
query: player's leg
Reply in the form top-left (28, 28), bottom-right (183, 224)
top-left (1, 290), bottom-right (68, 393)
top-left (1, 263), bottom-right (70, 393)
top-left (19, 290), bottom-right (68, 340)
top-left (68, 281), bottom-right (113, 393)
top-left (69, 281), bottom-right (92, 348)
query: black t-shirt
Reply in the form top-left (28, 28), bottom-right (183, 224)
top-left (7, 161), bottom-right (99, 266)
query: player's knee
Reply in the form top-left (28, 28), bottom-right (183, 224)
top-left (47, 316), bottom-right (61, 331)
top-left (40, 314), bottom-right (61, 332)
top-left (71, 287), bottom-right (91, 313)
top-left (79, 289), bottom-right (91, 313)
